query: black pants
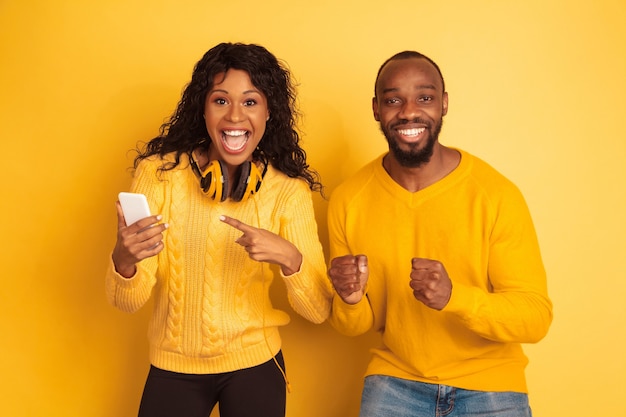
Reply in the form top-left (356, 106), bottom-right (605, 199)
top-left (138, 352), bottom-right (286, 417)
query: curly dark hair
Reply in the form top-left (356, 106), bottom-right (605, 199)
top-left (134, 42), bottom-right (322, 192)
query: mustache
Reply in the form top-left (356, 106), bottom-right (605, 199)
top-left (391, 118), bottom-right (430, 128)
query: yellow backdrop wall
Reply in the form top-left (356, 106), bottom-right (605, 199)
top-left (1, 1), bottom-right (624, 416)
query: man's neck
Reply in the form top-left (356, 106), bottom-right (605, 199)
top-left (382, 144), bottom-right (461, 192)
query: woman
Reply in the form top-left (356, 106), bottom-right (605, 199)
top-left (106, 42), bottom-right (333, 417)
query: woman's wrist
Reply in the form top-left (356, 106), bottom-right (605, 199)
top-left (280, 250), bottom-right (302, 276)
top-left (113, 256), bottom-right (137, 279)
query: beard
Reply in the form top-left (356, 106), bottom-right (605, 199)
top-left (380, 117), bottom-right (443, 168)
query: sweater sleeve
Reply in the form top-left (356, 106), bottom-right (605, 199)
top-left (105, 157), bottom-right (163, 313)
top-left (278, 182), bottom-right (334, 324)
top-left (444, 184), bottom-right (553, 343)
top-left (328, 294), bottom-right (375, 336)
top-left (325, 184), bottom-right (375, 336)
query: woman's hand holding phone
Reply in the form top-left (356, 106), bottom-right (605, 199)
top-left (113, 193), bottom-right (168, 278)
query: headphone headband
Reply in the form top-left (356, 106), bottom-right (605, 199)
top-left (189, 151), bottom-right (266, 202)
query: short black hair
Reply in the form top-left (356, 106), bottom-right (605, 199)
top-left (374, 51), bottom-right (446, 96)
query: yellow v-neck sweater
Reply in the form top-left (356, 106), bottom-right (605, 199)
top-left (328, 149), bottom-right (552, 393)
top-left (106, 153), bottom-right (333, 374)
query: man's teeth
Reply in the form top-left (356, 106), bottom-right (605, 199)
top-left (222, 130), bottom-right (248, 151)
top-left (397, 127), bottom-right (425, 137)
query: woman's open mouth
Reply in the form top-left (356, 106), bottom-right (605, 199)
top-left (222, 130), bottom-right (249, 153)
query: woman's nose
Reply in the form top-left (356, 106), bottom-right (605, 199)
top-left (226, 104), bottom-right (244, 122)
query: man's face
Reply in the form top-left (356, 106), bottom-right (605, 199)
top-left (373, 58), bottom-right (448, 168)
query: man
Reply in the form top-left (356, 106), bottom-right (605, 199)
top-left (327, 51), bottom-right (553, 416)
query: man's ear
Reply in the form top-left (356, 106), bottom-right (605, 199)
top-left (442, 92), bottom-right (449, 116)
top-left (372, 97), bottom-right (380, 121)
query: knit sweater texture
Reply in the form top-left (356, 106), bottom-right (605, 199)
top-left (327, 149), bottom-right (553, 393)
top-left (106, 153), bottom-right (333, 374)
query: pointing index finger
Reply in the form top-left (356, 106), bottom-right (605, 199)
top-left (219, 215), bottom-right (253, 232)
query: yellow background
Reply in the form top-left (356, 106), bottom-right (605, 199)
top-left (1, 0), bottom-right (625, 416)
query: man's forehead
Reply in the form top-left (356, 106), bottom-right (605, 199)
top-left (377, 58), bottom-right (443, 92)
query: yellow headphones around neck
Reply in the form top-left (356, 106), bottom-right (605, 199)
top-left (189, 152), bottom-right (266, 202)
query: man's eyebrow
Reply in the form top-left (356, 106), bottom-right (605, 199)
top-left (381, 84), bottom-right (438, 94)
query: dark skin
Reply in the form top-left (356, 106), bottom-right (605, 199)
top-left (328, 255), bottom-right (368, 305)
top-left (328, 57), bottom-right (456, 310)
top-left (409, 257), bottom-right (452, 310)
top-left (220, 215), bottom-right (302, 276)
top-left (112, 70), bottom-right (303, 279)
top-left (112, 204), bottom-right (302, 279)
top-left (112, 202), bottom-right (168, 278)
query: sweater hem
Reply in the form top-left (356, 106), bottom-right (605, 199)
top-left (149, 330), bottom-right (282, 374)
top-left (365, 355), bottom-right (529, 393)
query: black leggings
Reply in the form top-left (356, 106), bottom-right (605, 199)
top-left (137, 352), bottom-right (286, 417)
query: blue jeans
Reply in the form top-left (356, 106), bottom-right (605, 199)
top-left (360, 375), bottom-right (532, 417)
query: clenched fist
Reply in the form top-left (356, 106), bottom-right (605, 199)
top-left (328, 254), bottom-right (368, 305)
top-left (409, 257), bottom-right (452, 310)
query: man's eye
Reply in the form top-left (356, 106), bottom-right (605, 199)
top-left (419, 96), bottom-right (433, 102)
top-left (386, 98), bottom-right (400, 105)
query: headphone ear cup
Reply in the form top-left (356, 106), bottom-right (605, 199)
top-left (215, 160), bottom-right (229, 202)
top-left (200, 160), bottom-right (228, 201)
top-left (230, 161), bottom-right (251, 202)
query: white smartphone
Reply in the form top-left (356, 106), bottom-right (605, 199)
top-left (118, 192), bottom-right (152, 226)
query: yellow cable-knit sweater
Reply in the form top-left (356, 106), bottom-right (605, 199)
top-left (106, 153), bottom-right (333, 374)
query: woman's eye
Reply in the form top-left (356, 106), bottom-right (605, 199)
top-left (244, 99), bottom-right (257, 106)
top-left (215, 98), bottom-right (227, 105)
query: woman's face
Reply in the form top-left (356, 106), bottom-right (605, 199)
top-left (204, 69), bottom-right (269, 168)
